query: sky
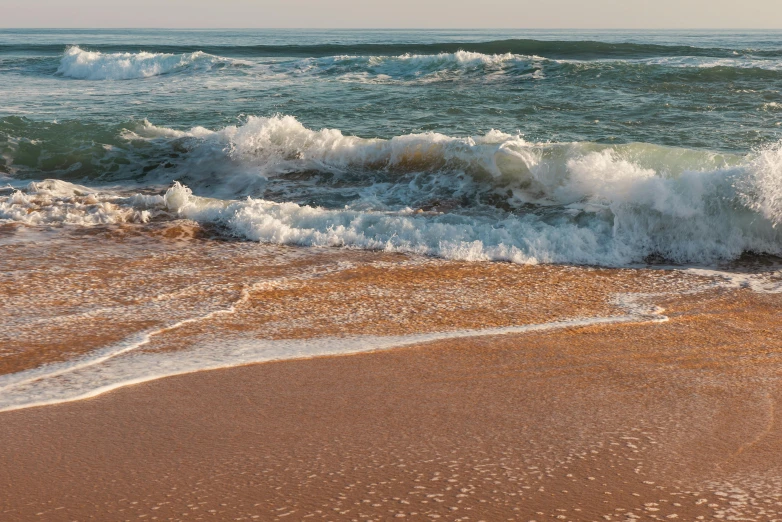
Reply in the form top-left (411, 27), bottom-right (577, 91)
top-left (1, 0), bottom-right (781, 29)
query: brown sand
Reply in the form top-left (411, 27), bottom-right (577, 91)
top-left (2, 287), bottom-right (782, 521)
top-left (2, 223), bottom-right (782, 521)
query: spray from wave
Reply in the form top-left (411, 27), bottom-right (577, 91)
top-left (56, 46), bottom-right (233, 80)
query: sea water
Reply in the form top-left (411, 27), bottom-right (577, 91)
top-left (2, 29), bottom-right (781, 266)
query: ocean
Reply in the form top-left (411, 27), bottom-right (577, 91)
top-left (1, 29), bottom-right (781, 411)
top-left (2, 29), bottom-right (781, 265)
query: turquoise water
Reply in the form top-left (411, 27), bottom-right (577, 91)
top-left (1, 29), bottom-right (782, 266)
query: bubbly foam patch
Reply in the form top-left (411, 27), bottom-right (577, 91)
top-left (556, 55), bottom-right (782, 71)
top-left (0, 181), bottom-right (174, 229)
top-left (57, 46), bottom-right (231, 80)
top-left (0, 181), bottom-right (153, 226)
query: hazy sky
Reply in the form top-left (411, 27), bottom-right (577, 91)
top-left (1, 0), bottom-right (781, 29)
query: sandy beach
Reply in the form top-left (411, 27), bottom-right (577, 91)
top-left (2, 225), bottom-right (782, 521)
top-left (3, 20), bottom-right (782, 522)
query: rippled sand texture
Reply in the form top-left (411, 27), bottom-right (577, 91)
top-left (1, 222), bottom-right (782, 521)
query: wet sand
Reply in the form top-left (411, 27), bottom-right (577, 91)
top-left (2, 223), bottom-right (782, 521)
top-left (0, 221), bottom-right (703, 376)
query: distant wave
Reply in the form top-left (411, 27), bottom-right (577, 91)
top-left (272, 52), bottom-right (782, 84)
top-left (282, 51), bottom-right (545, 83)
top-left (49, 46), bottom-right (782, 84)
top-left (56, 46), bottom-right (233, 80)
top-left (554, 60), bottom-right (782, 83)
top-left (2, 41), bottom-right (775, 84)
top-left (5, 39), bottom-right (782, 60)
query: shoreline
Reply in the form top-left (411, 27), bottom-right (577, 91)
top-left (2, 225), bottom-right (782, 520)
top-left (0, 296), bottom-right (670, 413)
top-left (2, 223), bottom-right (723, 413)
top-left (3, 292), bottom-right (782, 520)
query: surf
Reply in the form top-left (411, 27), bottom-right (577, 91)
top-left (3, 114), bottom-right (782, 266)
top-left (55, 46), bottom-right (234, 80)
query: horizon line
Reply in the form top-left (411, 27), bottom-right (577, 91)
top-left (2, 27), bottom-right (782, 31)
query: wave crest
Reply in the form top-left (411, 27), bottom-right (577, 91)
top-left (56, 46), bottom-right (231, 80)
top-left (267, 51), bottom-right (545, 84)
top-left (127, 115), bottom-right (744, 190)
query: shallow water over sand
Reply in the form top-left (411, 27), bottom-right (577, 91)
top-left (1, 220), bottom-right (780, 411)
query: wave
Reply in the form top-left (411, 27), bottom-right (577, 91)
top-left (56, 46), bottom-right (233, 80)
top-left (280, 51), bottom-right (544, 83)
top-left (20, 49), bottom-right (781, 86)
top-left (4, 115), bottom-right (782, 266)
top-left (5, 39), bottom-right (782, 59)
top-left (269, 53), bottom-right (782, 85)
top-left (124, 115), bottom-right (747, 188)
top-left (148, 118), bottom-right (782, 265)
top-left (5, 43), bottom-right (780, 84)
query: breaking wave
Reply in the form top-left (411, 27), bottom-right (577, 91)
top-left (56, 46), bottom-right (233, 80)
top-left (4, 115), bottom-right (782, 267)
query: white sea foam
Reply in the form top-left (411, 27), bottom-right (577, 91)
top-left (126, 115), bottom-right (741, 182)
top-left (0, 296), bottom-right (247, 396)
top-left (648, 56), bottom-right (782, 70)
top-left (364, 50), bottom-right (537, 73)
top-left (684, 268), bottom-right (782, 293)
top-left (160, 179), bottom-right (781, 266)
top-left (0, 180), bottom-right (152, 226)
top-left (56, 46), bottom-right (230, 80)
